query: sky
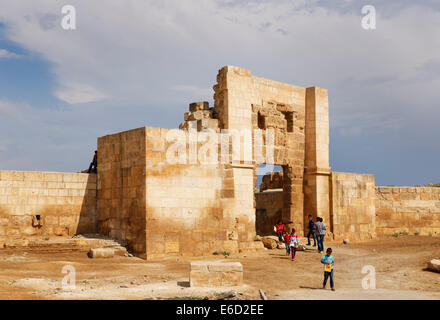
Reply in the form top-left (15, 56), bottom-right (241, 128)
top-left (0, 0), bottom-right (439, 186)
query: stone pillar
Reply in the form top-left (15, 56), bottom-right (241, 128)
top-left (304, 87), bottom-right (331, 234)
top-left (283, 165), bottom-right (305, 235)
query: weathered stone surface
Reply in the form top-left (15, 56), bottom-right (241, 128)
top-left (376, 187), bottom-right (440, 236)
top-left (53, 226), bottom-right (69, 237)
top-left (0, 170), bottom-right (97, 239)
top-left (4, 239), bottom-right (29, 248)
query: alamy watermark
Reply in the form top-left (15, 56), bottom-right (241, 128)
top-left (61, 5), bottom-right (76, 30)
top-left (361, 265), bottom-right (376, 289)
top-left (361, 5), bottom-right (376, 30)
top-left (165, 127), bottom-right (276, 175)
top-left (61, 265), bottom-right (76, 289)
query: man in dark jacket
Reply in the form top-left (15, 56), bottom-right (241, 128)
top-left (88, 150), bottom-right (97, 173)
top-left (307, 214), bottom-right (316, 246)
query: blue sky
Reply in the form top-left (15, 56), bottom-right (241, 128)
top-left (0, 0), bottom-right (439, 186)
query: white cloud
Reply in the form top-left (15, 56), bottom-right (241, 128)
top-left (54, 82), bottom-right (107, 104)
top-left (0, 0), bottom-right (439, 184)
top-left (0, 48), bottom-right (21, 58)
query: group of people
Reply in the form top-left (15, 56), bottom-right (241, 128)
top-left (274, 216), bottom-right (335, 291)
top-left (306, 215), bottom-right (327, 253)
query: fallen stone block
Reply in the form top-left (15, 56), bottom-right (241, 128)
top-left (5, 240), bottom-right (29, 248)
top-left (427, 259), bottom-right (440, 273)
top-left (190, 261), bottom-right (243, 287)
top-left (88, 248), bottom-right (115, 258)
top-left (261, 237), bottom-right (278, 249)
top-left (277, 243), bottom-right (285, 249)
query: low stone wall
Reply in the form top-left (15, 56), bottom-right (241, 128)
top-left (0, 170), bottom-right (97, 238)
top-left (375, 187), bottom-right (440, 236)
top-left (190, 261), bottom-right (243, 287)
top-left (255, 189), bottom-right (283, 236)
top-left (330, 172), bottom-right (376, 241)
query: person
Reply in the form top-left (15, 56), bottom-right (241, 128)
top-left (321, 247), bottom-right (335, 291)
top-left (315, 217), bottom-right (326, 253)
top-left (306, 214), bottom-right (316, 247)
top-left (283, 231), bottom-right (291, 256)
top-left (289, 228), bottom-right (299, 261)
top-left (88, 150), bottom-right (98, 173)
top-left (274, 220), bottom-right (286, 242)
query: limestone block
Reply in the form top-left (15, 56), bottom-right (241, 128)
top-left (208, 261), bottom-right (243, 272)
top-left (189, 110), bottom-right (204, 121)
top-left (189, 102), bottom-right (209, 112)
top-left (190, 261), bottom-right (243, 287)
top-left (197, 118), bottom-right (219, 131)
top-left (88, 248), bottom-right (115, 258)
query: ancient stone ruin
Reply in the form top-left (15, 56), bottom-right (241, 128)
top-left (0, 66), bottom-right (439, 260)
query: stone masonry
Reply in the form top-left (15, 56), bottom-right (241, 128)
top-left (1, 65), bottom-right (439, 259)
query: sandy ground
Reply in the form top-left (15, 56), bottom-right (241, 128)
top-left (0, 235), bottom-right (439, 300)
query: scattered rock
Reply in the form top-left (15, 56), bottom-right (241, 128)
top-left (216, 291), bottom-right (237, 300)
top-left (343, 239), bottom-right (350, 244)
top-left (261, 237), bottom-right (278, 249)
top-left (277, 243), bottom-right (285, 249)
top-left (427, 259), bottom-right (440, 273)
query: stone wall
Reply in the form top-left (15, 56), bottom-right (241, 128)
top-left (330, 172), bottom-right (376, 241)
top-left (97, 127), bottom-right (147, 255)
top-left (98, 125), bottom-right (263, 260)
top-left (375, 187), bottom-right (440, 236)
top-left (254, 190), bottom-right (283, 236)
top-left (143, 126), bottom-right (260, 260)
top-left (0, 170), bottom-right (97, 238)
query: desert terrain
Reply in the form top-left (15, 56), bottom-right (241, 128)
top-left (0, 235), bottom-right (439, 300)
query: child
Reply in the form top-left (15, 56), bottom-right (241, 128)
top-left (321, 248), bottom-right (335, 291)
top-left (274, 220), bottom-right (286, 242)
top-left (283, 231), bottom-right (291, 255)
top-left (289, 228), bottom-right (299, 261)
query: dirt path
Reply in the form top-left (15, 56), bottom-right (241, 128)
top-left (0, 235), bottom-right (439, 300)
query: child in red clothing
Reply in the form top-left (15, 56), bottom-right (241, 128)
top-left (289, 228), bottom-right (299, 261)
top-left (283, 231), bottom-right (291, 255)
